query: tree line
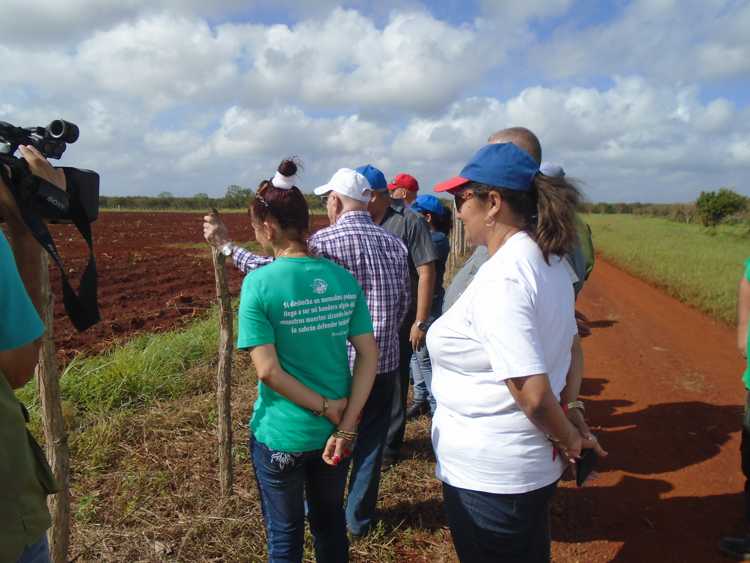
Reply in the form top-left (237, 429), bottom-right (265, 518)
top-left (583, 188), bottom-right (748, 227)
top-left (100, 185), bottom-right (326, 213)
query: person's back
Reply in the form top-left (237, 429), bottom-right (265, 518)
top-left (310, 211), bottom-right (410, 374)
top-left (240, 255), bottom-right (371, 451)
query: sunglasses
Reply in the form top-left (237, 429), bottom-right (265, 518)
top-left (453, 189), bottom-right (474, 212)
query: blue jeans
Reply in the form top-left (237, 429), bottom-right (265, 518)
top-left (410, 346), bottom-right (436, 414)
top-left (442, 480), bottom-right (558, 563)
top-left (345, 370), bottom-right (397, 535)
top-left (251, 438), bottom-right (349, 563)
top-left (16, 535), bottom-right (50, 563)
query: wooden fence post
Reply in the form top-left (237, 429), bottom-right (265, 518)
top-left (35, 252), bottom-right (70, 563)
top-left (211, 247), bottom-right (234, 496)
top-left (446, 200), bottom-right (468, 279)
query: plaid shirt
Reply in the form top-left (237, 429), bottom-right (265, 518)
top-left (232, 211), bottom-right (410, 373)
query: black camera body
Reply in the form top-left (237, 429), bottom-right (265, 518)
top-left (0, 119), bottom-right (101, 331)
top-left (0, 119), bottom-right (99, 223)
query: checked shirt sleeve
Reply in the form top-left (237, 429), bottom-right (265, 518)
top-left (232, 246), bottom-right (274, 274)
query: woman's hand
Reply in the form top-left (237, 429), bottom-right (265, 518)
top-left (203, 213), bottom-right (231, 248)
top-left (566, 409), bottom-right (608, 458)
top-left (322, 432), bottom-right (355, 466)
top-left (325, 397), bottom-right (348, 426)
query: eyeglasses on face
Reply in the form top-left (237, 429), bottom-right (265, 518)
top-left (453, 189), bottom-right (474, 212)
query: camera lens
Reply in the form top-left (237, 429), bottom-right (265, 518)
top-left (48, 120), bottom-right (79, 143)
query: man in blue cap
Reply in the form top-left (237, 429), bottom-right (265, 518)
top-left (406, 194), bottom-right (453, 418)
top-left (358, 164), bottom-right (437, 468)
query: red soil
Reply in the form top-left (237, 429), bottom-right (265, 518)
top-left (551, 258), bottom-right (745, 562)
top-left (46, 211), bottom-right (329, 361)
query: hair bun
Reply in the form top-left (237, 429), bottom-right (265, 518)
top-left (278, 159), bottom-right (298, 178)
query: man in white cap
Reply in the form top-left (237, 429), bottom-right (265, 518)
top-left (203, 167), bottom-right (411, 538)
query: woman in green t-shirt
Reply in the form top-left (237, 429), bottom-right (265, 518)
top-left (237, 159), bottom-right (378, 563)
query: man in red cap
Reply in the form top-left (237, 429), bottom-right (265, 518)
top-left (388, 173), bottom-right (419, 205)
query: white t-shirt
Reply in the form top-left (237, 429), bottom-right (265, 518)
top-left (427, 232), bottom-right (577, 494)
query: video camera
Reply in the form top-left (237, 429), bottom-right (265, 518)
top-left (0, 119), bottom-right (101, 331)
top-left (0, 120), bottom-right (99, 223)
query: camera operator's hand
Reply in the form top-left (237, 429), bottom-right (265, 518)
top-left (203, 213), bottom-right (231, 248)
top-left (0, 146), bottom-right (66, 228)
top-left (19, 145), bottom-right (66, 190)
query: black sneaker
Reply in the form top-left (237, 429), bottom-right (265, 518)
top-left (720, 536), bottom-right (750, 560)
top-left (406, 402), bottom-right (430, 420)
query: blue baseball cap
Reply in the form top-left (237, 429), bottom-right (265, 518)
top-left (355, 164), bottom-right (387, 191)
top-left (411, 194), bottom-right (447, 217)
top-left (434, 143), bottom-right (539, 193)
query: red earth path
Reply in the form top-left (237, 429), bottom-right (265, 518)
top-left (552, 258), bottom-right (745, 562)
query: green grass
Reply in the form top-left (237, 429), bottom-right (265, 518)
top-left (17, 306), bottom-right (230, 424)
top-left (584, 214), bottom-right (749, 323)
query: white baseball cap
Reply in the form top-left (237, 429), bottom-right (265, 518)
top-left (313, 168), bottom-right (372, 203)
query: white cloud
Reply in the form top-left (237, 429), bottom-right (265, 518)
top-left (390, 77), bottom-right (749, 202)
top-left (0, 3), bottom-right (748, 202)
top-left (530, 0), bottom-right (750, 82)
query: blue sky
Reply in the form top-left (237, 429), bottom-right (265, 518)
top-left (0, 0), bottom-right (748, 202)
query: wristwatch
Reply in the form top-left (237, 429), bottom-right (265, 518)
top-left (415, 320), bottom-right (428, 332)
top-left (220, 241), bottom-right (235, 256)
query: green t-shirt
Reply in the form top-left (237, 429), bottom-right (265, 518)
top-left (238, 256), bottom-right (373, 452)
top-left (744, 259), bottom-right (750, 389)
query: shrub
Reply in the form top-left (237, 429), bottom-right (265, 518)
top-left (695, 188), bottom-right (747, 226)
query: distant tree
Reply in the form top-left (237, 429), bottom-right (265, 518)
top-left (223, 185), bottom-right (253, 208)
top-left (194, 192), bottom-right (209, 199)
top-left (157, 191), bottom-right (174, 198)
top-left (695, 188), bottom-right (747, 226)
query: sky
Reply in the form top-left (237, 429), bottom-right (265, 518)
top-left (1, 0), bottom-right (749, 203)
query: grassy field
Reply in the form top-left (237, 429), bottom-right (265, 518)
top-left (584, 214), bottom-right (749, 324)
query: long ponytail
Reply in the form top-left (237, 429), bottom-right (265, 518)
top-left (468, 174), bottom-right (580, 262)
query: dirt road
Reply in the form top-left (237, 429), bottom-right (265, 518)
top-left (552, 258), bottom-right (746, 562)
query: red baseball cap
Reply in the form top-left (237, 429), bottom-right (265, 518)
top-left (388, 173), bottom-right (419, 192)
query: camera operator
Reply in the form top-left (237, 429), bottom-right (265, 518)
top-left (0, 144), bottom-right (65, 563)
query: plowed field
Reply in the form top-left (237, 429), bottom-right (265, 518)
top-left (47, 211), bottom-right (329, 360)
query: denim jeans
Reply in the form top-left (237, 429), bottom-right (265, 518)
top-left (409, 317), bottom-right (436, 413)
top-left (251, 437), bottom-right (349, 563)
top-left (442, 480), bottom-right (558, 563)
top-left (345, 370), bottom-right (397, 535)
top-left (16, 535), bottom-right (50, 563)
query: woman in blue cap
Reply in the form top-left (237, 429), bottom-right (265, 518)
top-left (406, 194), bottom-right (452, 418)
top-left (428, 140), bottom-right (607, 562)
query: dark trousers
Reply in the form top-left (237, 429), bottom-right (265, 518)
top-left (742, 392), bottom-right (750, 522)
top-left (345, 370), bottom-right (397, 535)
top-left (384, 310), bottom-right (416, 459)
top-left (251, 438), bottom-right (349, 563)
top-left (442, 481), bottom-right (558, 563)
